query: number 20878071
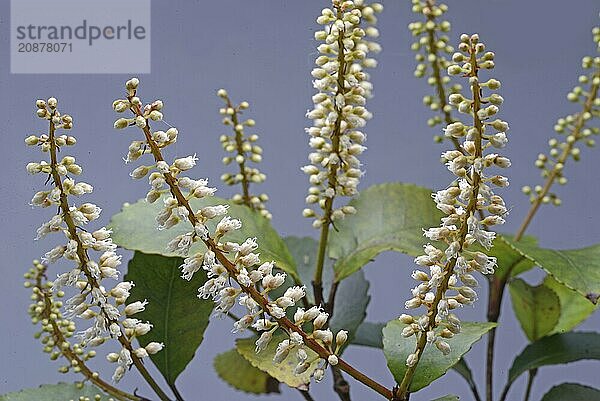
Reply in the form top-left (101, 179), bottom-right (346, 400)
top-left (17, 42), bottom-right (73, 53)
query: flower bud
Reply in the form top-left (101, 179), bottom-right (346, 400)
top-left (313, 312), bottom-right (329, 329)
top-left (336, 330), bottom-right (348, 347)
top-left (145, 342), bottom-right (164, 354)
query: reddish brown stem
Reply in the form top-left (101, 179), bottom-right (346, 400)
top-left (128, 100), bottom-right (393, 400)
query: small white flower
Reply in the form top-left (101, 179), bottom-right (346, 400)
top-left (336, 330), bottom-right (348, 347)
top-left (239, 252), bottom-right (261, 267)
top-left (43, 245), bottom-right (66, 263)
top-left (238, 237), bottom-right (258, 256)
top-left (268, 304), bottom-right (286, 319)
top-left (313, 329), bottom-right (333, 345)
top-left (215, 216), bottom-right (242, 237)
top-left (232, 314), bottom-right (255, 333)
top-left (284, 286), bottom-right (306, 302)
top-left (236, 268), bottom-right (252, 287)
top-left (297, 348), bottom-right (308, 362)
top-left (276, 296), bottom-right (294, 309)
top-left (145, 342), bottom-right (164, 354)
top-left (135, 322), bottom-right (153, 336)
top-left (314, 368), bottom-right (325, 382)
top-left (156, 161), bottom-right (170, 174)
top-left (124, 300), bottom-right (148, 316)
top-left (130, 165), bottom-right (150, 179)
top-left (262, 272), bottom-right (286, 290)
top-left (173, 154), bottom-right (198, 171)
top-left (313, 312), bottom-right (329, 329)
top-left (257, 261), bottom-right (274, 276)
top-left (273, 339), bottom-right (292, 363)
top-left (295, 361), bottom-right (311, 374)
top-left (289, 332), bottom-right (304, 346)
top-left (406, 352), bottom-right (419, 367)
top-left (435, 340), bottom-right (451, 355)
top-left (180, 252), bottom-right (204, 280)
top-left (166, 232), bottom-right (194, 255)
top-left (255, 331), bottom-right (274, 353)
top-left (111, 281), bottom-right (134, 299)
top-left (134, 348), bottom-right (149, 358)
top-left (200, 204), bottom-right (229, 219)
top-left (294, 308), bottom-right (305, 324)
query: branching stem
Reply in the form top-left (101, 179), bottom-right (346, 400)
top-left (522, 369), bottom-right (537, 401)
top-left (331, 366), bottom-right (352, 401)
top-left (395, 41), bottom-right (483, 401)
top-left (34, 271), bottom-right (140, 401)
top-left (48, 115), bottom-right (172, 401)
top-left (424, 0), bottom-right (461, 153)
top-left (514, 68), bottom-right (600, 241)
top-left (313, 6), bottom-right (347, 307)
top-left (128, 100), bottom-right (393, 400)
top-left (485, 67), bottom-right (599, 401)
top-left (225, 98), bottom-right (253, 209)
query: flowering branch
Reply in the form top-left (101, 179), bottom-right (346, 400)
top-left (394, 33), bottom-right (509, 401)
top-left (516, 65), bottom-right (600, 241)
top-left (26, 99), bottom-right (170, 401)
top-left (26, 261), bottom-right (140, 401)
top-left (302, 0), bottom-right (381, 307)
top-left (409, 0), bottom-right (462, 150)
top-left (485, 27), bottom-right (600, 401)
top-left (114, 78), bottom-right (393, 399)
top-left (216, 90), bottom-right (271, 219)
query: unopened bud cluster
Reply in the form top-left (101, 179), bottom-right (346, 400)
top-left (114, 79), bottom-right (176, 164)
top-left (409, 0), bottom-right (462, 139)
top-left (115, 78), bottom-right (222, 258)
top-left (27, 98), bottom-right (160, 383)
top-left (116, 79), bottom-right (347, 383)
top-left (216, 89), bottom-right (270, 219)
top-left (26, 261), bottom-right (97, 377)
top-left (402, 34), bottom-right (509, 366)
top-left (522, 27), bottom-right (600, 207)
top-left (302, 0), bottom-right (382, 228)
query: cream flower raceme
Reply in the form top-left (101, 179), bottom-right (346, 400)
top-left (409, 0), bottom-right (462, 144)
top-left (402, 34), bottom-right (510, 366)
top-left (302, 0), bottom-right (382, 228)
top-left (217, 89), bottom-right (271, 219)
top-left (521, 26), bottom-right (600, 209)
top-left (114, 78), bottom-right (349, 383)
top-left (26, 98), bottom-right (158, 383)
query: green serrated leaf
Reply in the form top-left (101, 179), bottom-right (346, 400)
top-left (509, 278), bottom-right (560, 341)
top-left (352, 321), bottom-right (385, 348)
top-left (282, 236), bottom-right (370, 341)
top-left (328, 183), bottom-right (443, 282)
top-left (383, 321), bottom-right (496, 391)
top-left (124, 252), bottom-right (214, 386)
top-left (236, 333), bottom-right (320, 389)
top-left (214, 349), bottom-right (280, 394)
top-left (505, 239), bottom-right (600, 303)
top-left (507, 332), bottom-right (600, 386)
top-left (352, 323), bottom-right (477, 396)
top-left (544, 276), bottom-right (598, 334)
top-left (325, 183), bottom-right (535, 283)
top-left (110, 195), bottom-right (299, 280)
top-left (0, 383), bottom-right (105, 401)
top-left (541, 383), bottom-right (600, 401)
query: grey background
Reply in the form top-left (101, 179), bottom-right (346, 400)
top-left (1, 1), bottom-right (599, 400)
